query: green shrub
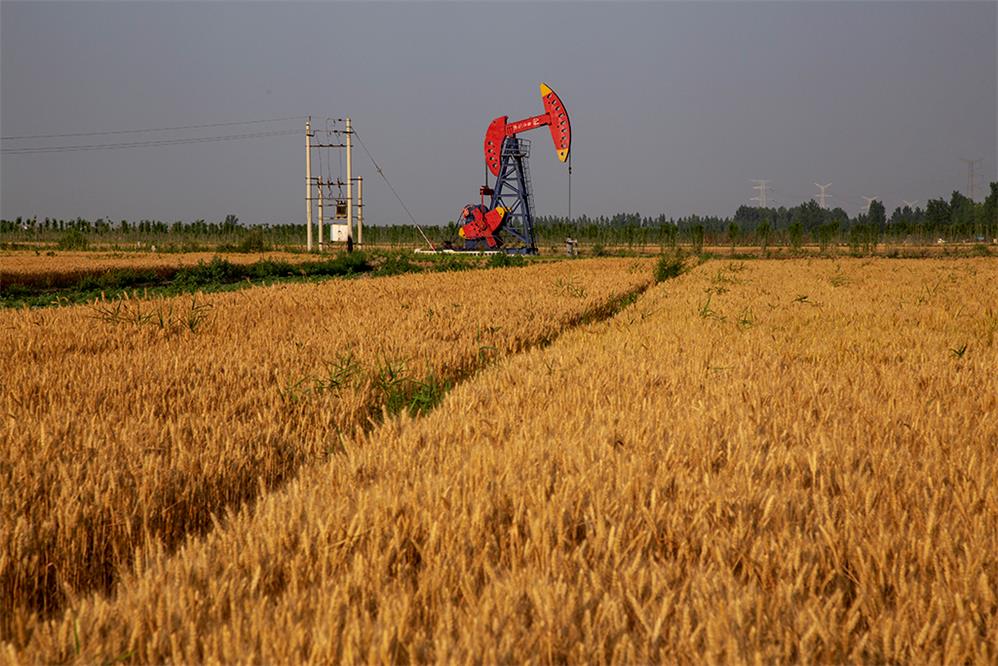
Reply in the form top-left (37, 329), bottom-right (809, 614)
top-left (654, 251), bottom-right (685, 283)
top-left (434, 255), bottom-right (475, 272)
top-left (173, 257), bottom-right (240, 287)
top-left (689, 226), bottom-right (705, 254)
top-left (487, 253), bottom-right (527, 268)
top-left (303, 252), bottom-right (373, 277)
top-left (237, 230), bottom-right (270, 253)
top-left (247, 260), bottom-right (295, 279)
top-left (56, 229), bottom-right (88, 250)
top-left (375, 252), bottom-right (420, 276)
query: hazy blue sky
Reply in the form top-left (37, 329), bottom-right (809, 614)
top-left (2, 1), bottom-right (995, 226)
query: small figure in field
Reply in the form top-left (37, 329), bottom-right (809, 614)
top-left (346, 235), bottom-right (354, 253)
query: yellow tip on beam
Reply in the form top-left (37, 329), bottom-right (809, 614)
top-left (557, 149), bottom-right (569, 162)
top-left (540, 83), bottom-right (553, 97)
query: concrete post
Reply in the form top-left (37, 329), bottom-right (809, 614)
top-left (345, 117), bottom-right (353, 242)
top-left (357, 176), bottom-right (363, 246)
top-left (305, 117), bottom-right (313, 251)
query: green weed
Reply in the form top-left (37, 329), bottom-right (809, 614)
top-left (654, 252), bottom-right (685, 283)
top-left (487, 253), bottom-right (528, 268)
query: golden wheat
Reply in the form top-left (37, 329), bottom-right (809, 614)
top-left (0, 258), bottom-right (651, 643)
top-left (0, 250), bottom-right (315, 278)
top-left (6, 257), bottom-right (996, 663)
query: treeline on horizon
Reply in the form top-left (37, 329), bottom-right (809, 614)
top-left (534, 183), bottom-right (997, 247)
top-left (2, 183), bottom-right (996, 250)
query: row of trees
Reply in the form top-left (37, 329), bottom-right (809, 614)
top-left (1, 214), bottom-right (290, 239)
top-left (3, 183), bottom-right (996, 250)
top-left (535, 183), bottom-right (998, 246)
top-left (728, 187), bottom-right (993, 241)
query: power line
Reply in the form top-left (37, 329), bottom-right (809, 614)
top-left (959, 157), bottom-right (983, 200)
top-left (750, 179), bottom-right (770, 208)
top-left (351, 125), bottom-right (435, 250)
top-left (0, 128), bottom-right (300, 155)
top-left (1, 116), bottom-right (304, 141)
top-left (814, 183), bottom-right (832, 209)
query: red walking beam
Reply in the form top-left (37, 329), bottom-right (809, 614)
top-left (483, 83), bottom-right (571, 177)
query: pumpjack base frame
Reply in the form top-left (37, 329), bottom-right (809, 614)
top-left (415, 249), bottom-right (508, 256)
top-left (460, 244), bottom-right (538, 255)
top-left (458, 137), bottom-right (538, 254)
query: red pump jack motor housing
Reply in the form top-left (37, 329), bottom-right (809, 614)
top-left (459, 83), bottom-right (571, 248)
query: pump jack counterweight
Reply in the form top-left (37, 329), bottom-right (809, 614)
top-left (457, 83), bottom-right (571, 254)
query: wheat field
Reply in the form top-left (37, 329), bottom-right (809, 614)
top-left (3, 257), bottom-right (996, 663)
top-left (0, 250), bottom-right (315, 277)
top-left (0, 258), bottom-right (650, 643)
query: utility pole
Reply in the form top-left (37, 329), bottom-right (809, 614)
top-left (305, 117), bottom-right (355, 248)
top-left (815, 183), bottom-right (832, 209)
top-left (345, 117), bottom-right (353, 242)
top-left (309, 120), bottom-right (348, 246)
top-left (750, 180), bottom-right (770, 208)
top-left (317, 179), bottom-right (324, 251)
top-left (960, 158), bottom-right (983, 200)
top-left (355, 176), bottom-right (363, 246)
top-left (305, 117), bottom-right (313, 251)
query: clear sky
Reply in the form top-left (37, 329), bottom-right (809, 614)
top-left (1, 1), bottom-right (995, 226)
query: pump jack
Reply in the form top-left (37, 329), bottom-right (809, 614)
top-left (457, 83), bottom-right (571, 253)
